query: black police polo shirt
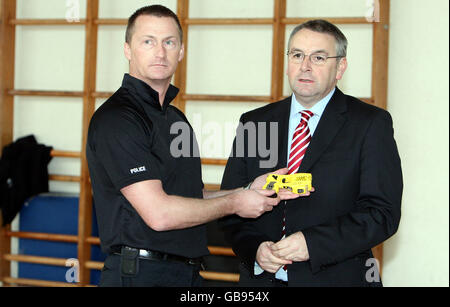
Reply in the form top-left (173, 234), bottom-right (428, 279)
top-left (86, 74), bottom-right (208, 258)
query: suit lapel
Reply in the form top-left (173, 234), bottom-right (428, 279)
top-left (299, 88), bottom-right (348, 173)
top-left (272, 98), bottom-right (291, 170)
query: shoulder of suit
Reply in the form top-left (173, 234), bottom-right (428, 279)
top-left (240, 97), bottom-right (290, 122)
top-left (344, 94), bottom-right (391, 119)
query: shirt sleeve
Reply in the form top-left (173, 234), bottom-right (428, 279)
top-left (90, 108), bottom-right (163, 190)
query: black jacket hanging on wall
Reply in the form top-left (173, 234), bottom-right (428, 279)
top-left (0, 135), bottom-right (53, 225)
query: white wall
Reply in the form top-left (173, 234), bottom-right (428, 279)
top-left (9, 0), bottom-right (449, 286)
top-left (383, 0), bottom-right (449, 287)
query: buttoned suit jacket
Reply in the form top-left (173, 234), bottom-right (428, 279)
top-left (219, 88), bottom-right (402, 286)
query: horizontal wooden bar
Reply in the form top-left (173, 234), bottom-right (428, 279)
top-left (8, 89), bottom-right (84, 97)
top-left (3, 276), bottom-right (80, 287)
top-left (188, 17), bottom-right (370, 26)
top-left (92, 91), bottom-right (113, 98)
top-left (49, 174), bottom-right (81, 182)
top-left (85, 260), bottom-right (103, 270)
top-left (9, 17), bottom-right (369, 27)
top-left (204, 184), bottom-right (220, 191)
top-left (282, 17), bottom-right (370, 25)
top-left (208, 246), bottom-right (235, 257)
top-left (10, 19), bottom-right (87, 26)
top-left (361, 98), bottom-right (374, 104)
top-left (200, 271), bottom-right (239, 282)
top-left (201, 158), bottom-right (227, 166)
top-left (86, 236), bottom-right (100, 245)
top-left (51, 150), bottom-right (81, 158)
top-left (94, 18), bottom-right (127, 25)
top-left (8, 232), bottom-right (96, 245)
top-left (94, 93), bottom-right (272, 103)
top-left (3, 254), bottom-right (68, 267)
top-left (184, 94), bottom-right (271, 103)
top-left (186, 18), bottom-right (274, 25)
top-left (7, 231), bottom-right (78, 243)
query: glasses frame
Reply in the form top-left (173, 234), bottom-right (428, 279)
top-left (286, 50), bottom-right (344, 65)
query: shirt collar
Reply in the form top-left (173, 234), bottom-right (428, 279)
top-left (290, 87), bottom-right (336, 119)
top-left (121, 73), bottom-right (179, 112)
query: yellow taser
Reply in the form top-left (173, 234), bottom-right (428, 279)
top-left (262, 173), bottom-right (312, 195)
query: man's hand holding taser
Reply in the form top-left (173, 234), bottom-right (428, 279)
top-left (230, 189), bottom-right (281, 218)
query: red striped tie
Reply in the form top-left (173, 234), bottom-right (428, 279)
top-left (281, 110), bottom-right (313, 271)
top-left (287, 110), bottom-right (314, 175)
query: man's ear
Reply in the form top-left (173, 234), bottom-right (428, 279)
top-left (178, 44), bottom-right (185, 62)
top-left (124, 42), bottom-right (131, 61)
top-left (336, 57), bottom-right (347, 81)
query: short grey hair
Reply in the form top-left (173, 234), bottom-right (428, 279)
top-left (288, 19), bottom-right (348, 57)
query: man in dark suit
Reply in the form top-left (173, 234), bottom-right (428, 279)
top-left (220, 19), bottom-right (402, 287)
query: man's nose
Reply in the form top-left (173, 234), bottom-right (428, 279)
top-left (154, 43), bottom-right (166, 57)
top-left (300, 55), bottom-right (312, 72)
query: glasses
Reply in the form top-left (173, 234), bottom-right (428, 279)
top-left (287, 51), bottom-right (344, 65)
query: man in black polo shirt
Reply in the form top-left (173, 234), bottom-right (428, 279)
top-left (86, 5), bottom-right (302, 287)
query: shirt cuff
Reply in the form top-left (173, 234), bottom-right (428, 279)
top-left (254, 261), bottom-right (264, 275)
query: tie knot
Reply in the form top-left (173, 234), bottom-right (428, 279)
top-left (300, 110), bottom-right (314, 122)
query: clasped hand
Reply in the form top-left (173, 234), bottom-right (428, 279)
top-left (256, 231), bottom-right (310, 274)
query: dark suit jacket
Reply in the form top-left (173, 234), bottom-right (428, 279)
top-left (220, 88), bottom-right (402, 287)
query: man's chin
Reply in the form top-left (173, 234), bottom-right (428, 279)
top-left (146, 70), bottom-right (175, 81)
top-left (144, 73), bottom-right (172, 82)
top-left (293, 88), bottom-right (317, 99)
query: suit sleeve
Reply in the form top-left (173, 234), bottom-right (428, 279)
top-left (302, 110), bottom-right (403, 274)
